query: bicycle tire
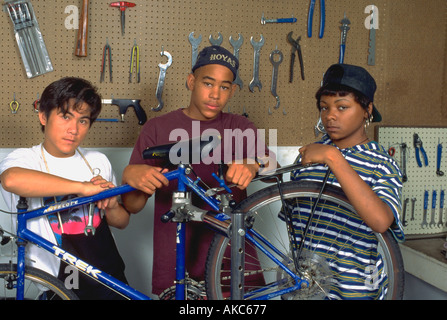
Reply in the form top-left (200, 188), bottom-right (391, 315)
top-left (0, 263), bottom-right (78, 300)
top-left (205, 181), bottom-right (405, 300)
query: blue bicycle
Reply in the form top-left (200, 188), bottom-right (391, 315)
top-left (0, 139), bottom-right (405, 300)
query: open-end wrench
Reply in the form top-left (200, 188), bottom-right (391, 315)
top-left (209, 32), bottom-right (223, 46)
top-left (438, 189), bottom-right (444, 227)
top-left (410, 197), bottom-right (416, 221)
top-left (153, 49), bottom-right (172, 112)
top-left (229, 33), bottom-right (244, 89)
top-left (188, 32), bottom-right (202, 68)
top-left (402, 198), bottom-right (409, 227)
top-left (400, 143), bottom-right (408, 182)
top-left (249, 35), bottom-right (265, 92)
top-left (187, 32), bottom-right (201, 88)
top-left (421, 189), bottom-right (429, 228)
top-left (84, 203), bottom-right (96, 236)
top-left (269, 48), bottom-right (283, 111)
top-left (430, 189), bottom-right (437, 228)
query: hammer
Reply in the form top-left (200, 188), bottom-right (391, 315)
top-left (75, 0), bottom-right (89, 57)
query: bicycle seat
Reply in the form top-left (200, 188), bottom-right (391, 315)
top-left (143, 135), bottom-right (221, 165)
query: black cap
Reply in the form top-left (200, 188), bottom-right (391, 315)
top-left (192, 46), bottom-right (239, 81)
top-left (322, 64), bottom-right (381, 122)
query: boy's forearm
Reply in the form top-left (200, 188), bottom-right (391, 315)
top-left (1, 167), bottom-right (85, 198)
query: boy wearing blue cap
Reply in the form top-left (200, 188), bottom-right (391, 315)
top-left (122, 46), bottom-right (274, 297)
top-left (290, 63), bottom-right (404, 299)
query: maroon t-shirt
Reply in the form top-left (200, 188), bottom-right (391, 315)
top-left (129, 109), bottom-right (269, 295)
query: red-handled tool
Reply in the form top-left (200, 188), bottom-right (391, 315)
top-left (110, 2), bottom-right (135, 36)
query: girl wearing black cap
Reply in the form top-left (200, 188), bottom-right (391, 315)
top-left (290, 64), bottom-right (404, 299)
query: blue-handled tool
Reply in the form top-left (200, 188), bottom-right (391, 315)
top-left (437, 139), bottom-right (444, 176)
top-left (307, 0), bottom-right (325, 38)
top-left (438, 189), bottom-right (445, 227)
top-left (413, 133), bottom-right (428, 167)
top-left (339, 13), bottom-right (350, 63)
top-left (421, 189), bottom-right (429, 228)
top-left (261, 13), bottom-right (297, 24)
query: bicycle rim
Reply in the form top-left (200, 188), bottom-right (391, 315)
top-left (0, 263), bottom-right (78, 300)
top-left (205, 181), bottom-right (404, 300)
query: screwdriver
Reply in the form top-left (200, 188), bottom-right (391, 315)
top-left (110, 2), bottom-right (136, 36)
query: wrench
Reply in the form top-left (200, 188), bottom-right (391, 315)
top-left (421, 189), bottom-right (429, 228)
top-left (153, 49), bottom-right (172, 112)
top-left (84, 203), bottom-right (96, 236)
top-left (249, 35), bottom-right (265, 92)
top-left (229, 33), bottom-right (244, 89)
top-left (187, 32), bottom-right (202, 88)
top-left (209, 32), bottom-right (223, 46)
top-left (438, 189), bottom-right (444, 227)
top-left (188, 32), bottom-right (202, 68)
top-left (410, 197), bottom-right (416, 221)
top-left (402, 198), bottom-right (409, 227)
top-left (400, 143), bottom-right (408, 182)
top-left (269, 48), bottom-right (283, 111)
top-left (430, 189), bottom-right (437, 228)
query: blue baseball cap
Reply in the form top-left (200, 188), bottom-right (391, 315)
top-left (192, 46), bottom-right (239, 81)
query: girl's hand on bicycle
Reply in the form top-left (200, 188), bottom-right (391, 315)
top-left (299, 143), bottom-right (341, 167)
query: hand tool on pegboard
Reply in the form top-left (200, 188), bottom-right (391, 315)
top-left (249, 35), bottom-right (264, 92)
top-left (9, 93), bottom-right (19, 114)
top-left (402, 197), bottom-right (408, 227)
top-left (430, 189), bottom-right (437, 228)
top-left (413, 133), bottom-right (428, 167)
top-left (367, 7), bottom-right (376, 65)
top-left (209, 33), bottom-right (223, 46)
top-left (438, 189), bottom-right (444, 227)
top-left (101, 98), bottom-right (147, 125)
top-left (437, 139), bottom-right (444, 176)
top-left (110, 2), bottom-right (136, 36)
top-left (153, 48), bottom-right (172, 112)
top-left (188, 32), bottom-right (202, 69)
top-left (129, 39), bottom-right (140, 83)
top-left (338, 13), bottom-right (350, 63)
top-left (421, 189), bottom-right (429, 228)
top-left (410, 197), bottom-right (416, 221)
top-left (307, 0), bottom-right (325, 38)
top-left (399, 142), bottom-right (408, 182)
top-left (5, 1), bottom-right (53, 77)
top-left (229, 33), bottom-right (244, 90)
top-left (100, 39), bottom-right (112, 83)
top-left (269, 47), bottom-right (283, 114)
top-left (260, 12), bottom-right (297, 24)
top-left (287, 31), bottom-right (304, 82)
top-left (75, 0), bottom-right (89, 57)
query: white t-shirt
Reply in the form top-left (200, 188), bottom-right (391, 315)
top-left (0, 144), bottom-right (116, 276)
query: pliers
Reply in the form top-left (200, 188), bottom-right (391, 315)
top-left (287, 32), bottom-right (304, 82)
top-left (100, 38), bottom-right (112, 83)
top-left (413, 133), bottom-right (428, 167)
top-left (307, 0), bottom-right (325, 38)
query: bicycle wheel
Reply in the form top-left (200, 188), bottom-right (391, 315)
top-left (205, 181), bottom-right (404, 300)
top-left (0, 263), bottom-right (78, 300)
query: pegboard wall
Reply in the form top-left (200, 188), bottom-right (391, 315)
top-left (0, 0), bottom-right (446, 149)
top-left (376, 126), bottom-right (447, 237)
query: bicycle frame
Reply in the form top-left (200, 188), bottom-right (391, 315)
top-left (12, 163), bottom-right (307, 300)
